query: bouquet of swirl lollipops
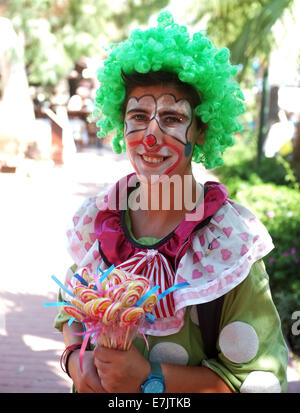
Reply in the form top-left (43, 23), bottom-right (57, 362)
top-left (46, 264), bottom-right (188, 370)
top-left (46, 265), bottom-right (162, 369)
top-left (65, 266), bottom-right (157, 350)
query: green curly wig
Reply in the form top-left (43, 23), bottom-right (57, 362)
top-left (94, 11), bottom-right (245, 169)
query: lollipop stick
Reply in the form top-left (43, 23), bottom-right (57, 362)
top-left (124, 325), bottom-right (131, 350)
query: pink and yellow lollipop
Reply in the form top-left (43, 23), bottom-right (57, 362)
top-left (120, 290), bottom-right (140, 307)
top-left (92, 297), bottom-right (112, 315)
top-left (73, 285), bottom-right (86, 297)
top-left (64, 305), bottom-right (86, 321)
top-left (80, 288), bottom-right (99, 303)
top-left (142, 294), bottom-right (157, 313)
top-left (120, 307), bottom-right (144, 326)
top-left (83, 300), bottom-right (94, 316)
top-left (84, 297), bottom-right (112, 317)
top-left (127, 280), bottom-right (147, 296)
top-left (88, 282), bottom-right (96, 290)
top-left (110, 285), bottom-right (126, 301)
top-left (81, 267), bottom-right (89, 282)
top-left (102, 302), bottom-right (122, 324)
top-left (108, 269), bottom-right (127, 286)
top-left (135, 277), bottom-right (150, 290)
top-left (70, 297), bottom-right (85, 312)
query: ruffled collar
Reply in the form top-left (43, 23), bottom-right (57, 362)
top-left (94, 173), bottom-right (228, 268)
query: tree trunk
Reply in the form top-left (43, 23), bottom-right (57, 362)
top-left (293, 116), bottom-right (300, 162)
top-left (256, 66), bottom-right (269, 167)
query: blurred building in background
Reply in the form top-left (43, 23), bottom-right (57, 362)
top-left (0, 17), bottom-right (36, 172)
top-left (0, 19), bottom-right (102, 172)
top-left (33, 56), bottom-right (101, 165)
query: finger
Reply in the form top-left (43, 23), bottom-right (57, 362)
top-left (96, 367), bottom-right (102, 382)
top-left (97, 373), bottom-right (115, 394)
top-left (82, 384), bottom-right (97, 393)
top-left (94, 356), bottom-right (108, 370)
top-left (84, 366), bottom-right (106, 393)
top-left (94, 359), bottom-right (115, 392)
top-left (94, 367), bottom-right (113, 393)
top-left (93, 345), bottom-right (116, 363)
top-left (75, 380), bottom-right (96, 393)
top-left (95, 363), bottom-right (110, 378)
top-left (87, 376), bottom-right (104, 393)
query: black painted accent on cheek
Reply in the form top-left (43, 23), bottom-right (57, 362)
top-left (125, 127), bottom-right (147, 137)
top-left (185, 142), bottom-right (192, 157)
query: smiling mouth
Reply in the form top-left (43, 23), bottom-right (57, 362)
top-left (141, 154), bottom-right (168, 164)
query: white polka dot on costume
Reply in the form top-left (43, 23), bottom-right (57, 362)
top-left (219, 321), bottom-right (259, 363)
top-left (240, 371), bottom-right (281, 393)
top-left (149, 342), bottom-right (189, 365)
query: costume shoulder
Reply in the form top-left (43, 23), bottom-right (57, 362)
top-left (173, 198), bottom-right (274, 310)
top-left (66, 183), bottom-right (114, 272)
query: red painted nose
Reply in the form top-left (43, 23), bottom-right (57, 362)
top-left (144, 134), bottom-right (157, 147)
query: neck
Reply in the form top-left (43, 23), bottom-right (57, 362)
top-left (136, 172), bottom-right (201, 216)
top-left (128, 172), bottom-right (203, 239)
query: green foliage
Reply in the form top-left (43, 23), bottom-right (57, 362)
top-left (229, 0), bottom-right (294, 77)
top-left (215, 138), bottom-right (300, 354)
top-left (189, 0), bottom-right (294, 79)
top-left (4, 0), bottom-right (169, 87)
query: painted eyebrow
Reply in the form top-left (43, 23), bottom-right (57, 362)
top-left (159, 110), bottom-right (189, 119)
top-left (125, 108), bottom-right (150, 115)
top-left (126, 108), bottom-right (189, 119)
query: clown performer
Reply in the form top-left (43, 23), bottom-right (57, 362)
top-left (54, 12), bottom-right (288, 393)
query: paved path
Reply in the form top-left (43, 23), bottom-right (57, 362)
top-left (0, 146), bottom-right (299, 393)
top-left (0, 146), bottom-right (133, 393)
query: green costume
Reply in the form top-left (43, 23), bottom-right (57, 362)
top-left (55, 181), bottom-right (288, 393)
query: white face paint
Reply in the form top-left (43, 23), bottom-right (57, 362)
top-left (123, 84), bottom-right (200, 183)
top-left (125, 94), bottom-right (193, 146)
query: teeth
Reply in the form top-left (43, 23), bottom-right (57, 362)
top-left (142, 155), bottom-right (164, 163)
